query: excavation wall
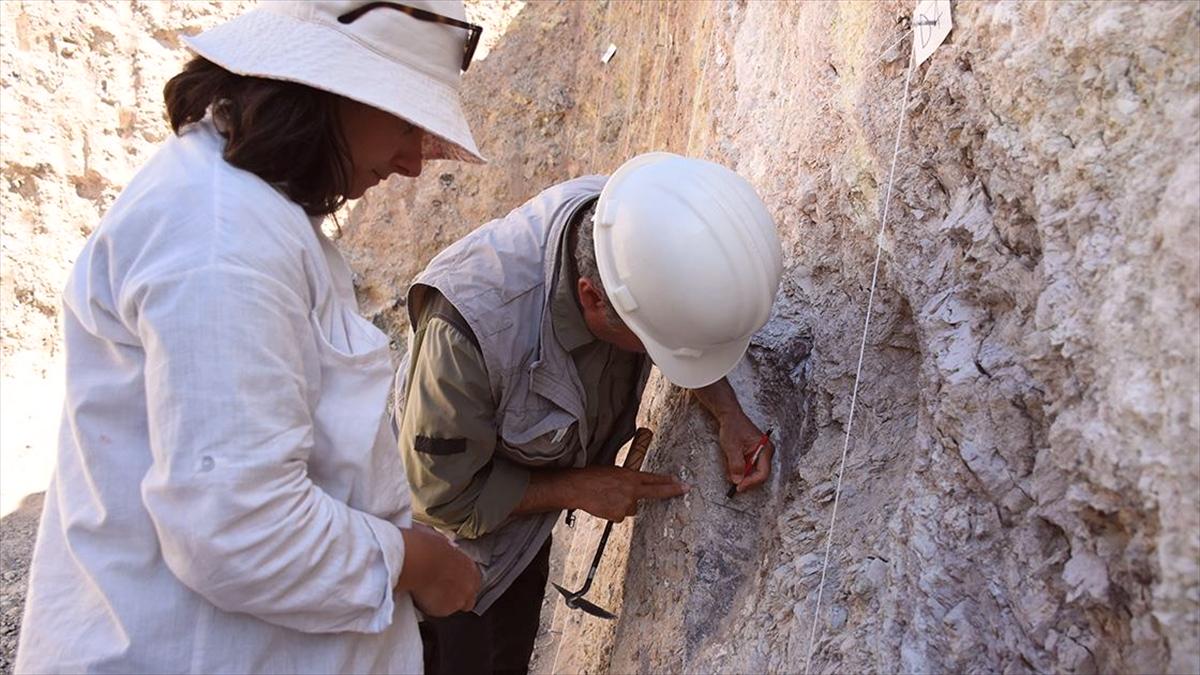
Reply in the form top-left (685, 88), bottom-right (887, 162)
top-left (340, 2), bottom-right (1200, 673)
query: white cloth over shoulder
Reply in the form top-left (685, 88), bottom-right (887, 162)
top-left (15, 120), bottom-right (422, 674)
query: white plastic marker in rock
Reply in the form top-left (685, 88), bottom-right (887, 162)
top-left (802, 4), bottom-right (952, 674)
top-left (913, 0), bottom-right (953, 67)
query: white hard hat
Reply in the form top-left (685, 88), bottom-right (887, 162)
top-left (593, 152), bottom-right (783, 389)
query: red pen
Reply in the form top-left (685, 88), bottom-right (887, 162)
top-left (727, 430), bottom-right (772, 498)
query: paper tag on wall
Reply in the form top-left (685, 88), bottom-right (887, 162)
top-left (912, 0), bottom-right (952, 67)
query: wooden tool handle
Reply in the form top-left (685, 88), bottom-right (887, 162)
top-left (623, 427), bottom-right (653, 472)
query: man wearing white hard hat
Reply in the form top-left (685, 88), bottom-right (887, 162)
top-left (18, 2), bottom-right (487, 673)
top-left (395, 152), bottom-right (784, 672)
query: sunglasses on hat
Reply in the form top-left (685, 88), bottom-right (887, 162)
top-left (338, 1), bottom-right (483, 73)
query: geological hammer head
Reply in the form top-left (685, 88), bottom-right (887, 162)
top-left (552, 583), bottom-right (617, 620)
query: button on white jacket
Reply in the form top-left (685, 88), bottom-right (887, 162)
top-left (16, 120), bottom-right (422, 674)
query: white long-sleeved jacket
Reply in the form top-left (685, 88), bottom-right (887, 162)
top-left (16, 119), bottom-right (422, 674)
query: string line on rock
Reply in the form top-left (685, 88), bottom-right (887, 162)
top-left (649, 9), bottom-right (673, 150)
top-left (802, 45), bottom-right (917, 675)
top-left (866, 27), bottom-right (914, 71)
top-left (685, 6), bottom-right (721, 156)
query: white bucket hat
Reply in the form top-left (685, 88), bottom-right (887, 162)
top-left (183, 0), bottom-right (485, 163)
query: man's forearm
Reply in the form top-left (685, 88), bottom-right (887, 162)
top-left (692, 377), bottom-right (741, 421)
top-left (511, 463), bottom-right (688, 523)
top-left (511, 468), bottom-right (578, 516)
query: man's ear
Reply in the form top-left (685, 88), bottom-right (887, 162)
top-left (577, 277), bottom-right (606, 312)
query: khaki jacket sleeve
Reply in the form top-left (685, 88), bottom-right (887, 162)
top-left (399, 315), bottom-right (530, 539)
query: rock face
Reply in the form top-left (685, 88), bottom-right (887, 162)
top-left (0, 0), bottom-right (256, 360)
top-left (1, 4), bottom-right (250, 668)
top-left (340, 1), bottom-right (1200, 673)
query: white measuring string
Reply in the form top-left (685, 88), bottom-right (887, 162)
top-left (866, 27), bottom-right (914, 71)
top-left (802, 48), bottom-right (917, 675)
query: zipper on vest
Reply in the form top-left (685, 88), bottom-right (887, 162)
top-left (565, 509), bottom-right (577, 528)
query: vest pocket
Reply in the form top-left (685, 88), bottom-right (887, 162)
top-left (499, 408), bottom-right (577, 464)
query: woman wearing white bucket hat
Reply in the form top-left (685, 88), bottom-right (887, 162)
top-left (17, 2), bottom-right (485, 673)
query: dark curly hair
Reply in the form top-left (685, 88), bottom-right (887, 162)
top-left (163, 57), bottom-right (351, 216)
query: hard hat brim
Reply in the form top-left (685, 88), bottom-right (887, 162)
top-left (642, 334), bottom-right (752, 390)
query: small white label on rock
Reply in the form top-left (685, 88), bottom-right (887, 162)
top-left (601, 43), bottom-right (617, 64)
top-left (912, 0), bottom-right (952, 67)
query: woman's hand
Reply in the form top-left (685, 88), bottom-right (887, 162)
top-left (397, 524), bottom-right (481, 617)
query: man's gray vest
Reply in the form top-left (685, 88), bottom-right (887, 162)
top-left (395, 175), bottom-right (651, 613)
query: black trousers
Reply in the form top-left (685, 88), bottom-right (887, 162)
top-left (420, 538), bottom-right (552, 675)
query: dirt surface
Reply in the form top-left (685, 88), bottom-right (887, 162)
top-left (0, 493), bottom-right (41, 675)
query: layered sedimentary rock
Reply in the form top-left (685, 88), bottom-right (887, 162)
top-left (340, 2), bottom-right (1200, 673)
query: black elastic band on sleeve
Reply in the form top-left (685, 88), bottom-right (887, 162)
top-left (414, 435), bottom-right (467, 455)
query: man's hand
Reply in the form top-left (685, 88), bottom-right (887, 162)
top-left (571, 466), bottom-right (689, 521)
top-left (516, 465), bottom-right (689, 521)
top-left (718, 410), bottom-right (773, 493)
top-left (398, 525), bottom-right (482, 617)
top-left (692, 378), bottom-right (773, 494)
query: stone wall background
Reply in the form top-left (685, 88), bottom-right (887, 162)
top-left (0, 0), bottom-right (255, 518)
top-left (2, 1), bottom-right (1198, 674)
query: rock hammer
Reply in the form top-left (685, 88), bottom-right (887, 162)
top-left (551, 427), bottom-right (654, 620)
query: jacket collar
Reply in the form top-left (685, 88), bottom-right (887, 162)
top-left (530, 193), bottom-right (601, 451)
top-left (549, 216), bottom-right (595, 353)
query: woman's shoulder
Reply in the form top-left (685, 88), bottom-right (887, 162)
top-left (97, 123), bottom-right (320, 285)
